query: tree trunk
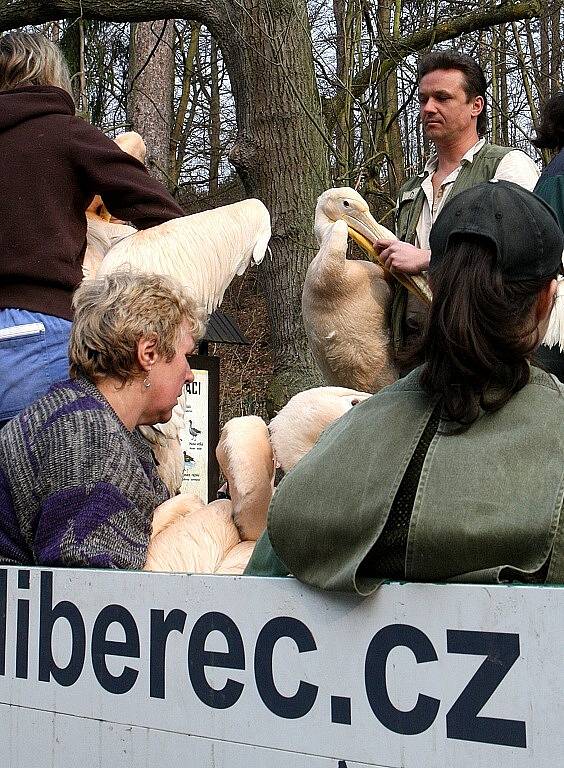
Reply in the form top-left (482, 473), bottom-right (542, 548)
top-left (539, 10), bottom-right (550, 103)
top-left (217, 1), bottom-right (328, 412)
top-left (169, 22), bottom-right (201, 190)
top-left (333, 0), bottom-right (359, 182)
top-left (549, 1), bottom-right (562, 97)
top-left (59, 20), bottom-right (85, 112)
top-left (499, 25), bottom-right (509, 146)
top-left (376, 0), bottom-right (405, 203)
top-left (491, 27), bottom-right (499, 144)
top-left (208, 37), bottom-right (221, 194)
top-left (128, 19), bottom-right (175, 188)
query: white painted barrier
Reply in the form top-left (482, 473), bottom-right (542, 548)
top-left (0, 566), bottom-right (561, 767)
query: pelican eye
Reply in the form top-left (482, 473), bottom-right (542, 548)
top-left (343, 200), bottom-right (350, 208)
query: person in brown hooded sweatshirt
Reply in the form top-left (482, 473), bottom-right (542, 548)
top-left (0, 31), bottom-right (186, 427)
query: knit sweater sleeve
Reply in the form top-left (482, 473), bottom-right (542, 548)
top-left (33, 422), bottom-right (158, 570)
top-left (69, 118), bottom-right (185, 228)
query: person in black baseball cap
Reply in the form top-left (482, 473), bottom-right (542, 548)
top-left (245, 179), bottom-right (564, 590)
top-left (422, 179), bottom-right (563, 427)
top-left (429, 179), bottom-right (563, 282)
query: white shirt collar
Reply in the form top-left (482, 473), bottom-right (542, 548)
top-left (420, 137), bottom-right (485, 176)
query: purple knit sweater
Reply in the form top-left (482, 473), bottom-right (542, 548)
top-left (0, 378), bottom-right (169, 568)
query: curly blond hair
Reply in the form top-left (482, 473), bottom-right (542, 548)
top-left (69, 271), bottom-right (206, 384)
top-left (0, 31), bottom-right (73, 93)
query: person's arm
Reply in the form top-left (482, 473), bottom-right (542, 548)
top-left (33, 429), bottom-right (154, 569)
top-left (377, 151), bottom-right (540, 274)
top-left (70, 118), bottom-right (185, 229)
top-left (372, 191), bottom-right (431, 274)
top-left (374, 239), bottom-right (431, 274)
top-left (494, 150), bottom-right (540, 191)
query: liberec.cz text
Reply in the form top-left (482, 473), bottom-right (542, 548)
top-left (0, 569), bottom-right (526, 749)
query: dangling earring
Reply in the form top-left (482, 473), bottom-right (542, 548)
top-left (143, 367), bottom-right (152, 389)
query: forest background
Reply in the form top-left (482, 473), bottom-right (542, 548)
top-left (1, 0), bottom-right (562, 422)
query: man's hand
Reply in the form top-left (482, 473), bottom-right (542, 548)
top-left (375, 239), bottom-right (431, 275)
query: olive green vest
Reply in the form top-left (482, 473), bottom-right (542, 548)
top-left (391, 143), bottom-right (513, 351)
top-left (263, 367), bottom-right (564, 594)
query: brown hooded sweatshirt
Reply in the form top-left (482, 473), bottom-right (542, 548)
top-left (0, 85), bottom-right (185, 320)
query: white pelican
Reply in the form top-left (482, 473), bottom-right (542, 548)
top-left (304, 187), bottom-right (430, 393)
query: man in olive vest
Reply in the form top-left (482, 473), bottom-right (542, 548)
top-left (375, 49), bottom-right (539, 357)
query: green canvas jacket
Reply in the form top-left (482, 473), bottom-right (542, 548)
top-left (246, 367), bottom-right (564, 594)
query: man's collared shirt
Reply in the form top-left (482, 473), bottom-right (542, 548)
top-left (415, 138), bottom-right (540, 250)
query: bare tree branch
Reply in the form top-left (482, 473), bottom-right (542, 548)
top-left (0, 1), bottom-right (226, 39)
top-left (324, 0), bottom-right (543, 130)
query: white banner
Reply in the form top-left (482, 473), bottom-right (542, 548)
top-left (0, 567), bottom-right (561, 767)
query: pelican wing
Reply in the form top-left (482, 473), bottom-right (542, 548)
top-left (543, 276), bottom-right (564, 351)
top-left (99, 199), bottom-right (271, 316)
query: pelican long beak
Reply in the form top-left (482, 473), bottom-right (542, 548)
top-left (343, 209), bottom-right (395, 244)
top-left (344, 212), bottom-right (432, 305)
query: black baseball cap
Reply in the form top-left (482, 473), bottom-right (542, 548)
top-left (429, 180), bottom-right (564, 280)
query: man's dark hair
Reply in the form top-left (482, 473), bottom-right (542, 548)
top-left (418, 49), bottom-right (488, 136)
top-left (418, 235), bottom-right (555, 430)
top-left (532, 92), bottom-right (564, 151)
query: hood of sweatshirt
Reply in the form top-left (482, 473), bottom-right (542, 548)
top-left (0, 85), bottom-right (75, 131)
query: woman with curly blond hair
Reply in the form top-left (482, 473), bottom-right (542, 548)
top-left (0, 271), bottom-right (205, 569)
